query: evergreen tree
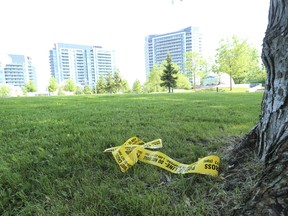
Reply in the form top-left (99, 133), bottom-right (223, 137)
top-left (160, 53), bottom-right (178, 93)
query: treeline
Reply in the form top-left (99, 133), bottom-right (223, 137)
top-left (0, 81), bottom-right (37, 97)
top-left (47, 71), bottom-right (132, 95)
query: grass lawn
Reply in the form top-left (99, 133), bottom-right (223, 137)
top-left (0, 92), bottom-right (263, 215)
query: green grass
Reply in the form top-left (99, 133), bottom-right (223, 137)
top-left (0, 92), bottom-right (263, 215)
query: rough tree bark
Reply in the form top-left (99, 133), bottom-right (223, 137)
top-left (235, 0), bottom-right (288, 215)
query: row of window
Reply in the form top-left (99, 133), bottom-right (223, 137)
top-left (152, 33), bottom-right (184, 42)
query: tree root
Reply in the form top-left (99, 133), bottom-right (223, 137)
top-left (227, 126), bottom-right (288, 216)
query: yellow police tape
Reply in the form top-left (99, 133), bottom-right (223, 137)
top-left (104, 136), bottom-right (220, 177)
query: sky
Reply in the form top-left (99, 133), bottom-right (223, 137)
top-left (0, 0), bottom-right (270, 91)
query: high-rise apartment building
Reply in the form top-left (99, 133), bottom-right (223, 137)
top-left (0, 54), bottom-right (37, 87)
top-left (144, 26), bottom-right (203, 78)
top-left (49, 43), bottom-right (116, 87)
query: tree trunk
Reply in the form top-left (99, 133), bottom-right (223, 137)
top-left (236, 0), bottom-right (288, 214)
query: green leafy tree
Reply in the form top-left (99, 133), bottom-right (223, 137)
top-left (57, 87), bottom-right (65, 96)
top-left (75, 86), bottom-right (84, 95)
top-left (121, 79), bottom-right (131, 93)
top-left (201, 56), bottom-right (214, 84)
top-left (96, 75), bottom-right (107, 94)
top-left (113, 71), bottom-right (123, 93)
top-left (23, 80), bottom-right (37, 92)
top-left (185, 51), bottom-right (206, 89)
top-left (215, 35), bottom-right (263, 89)
top-left (246, 63), bottom-right (266, 85)
top-left (83, 84), bottom-right (92, 94)
top-left (132, 79), bottom-right (143, 93)
top-left (106, 73), bottom-right (116, 93)
top-left (245, 50), bottom-right (266, 84)
top-left (176, 73), bottom-right (191, 90)
top-left (0, 85), bottom-right (11, 97)
top-left (63, 79), bottom-right (76, 92)
top-left (160, 53), bottom-right (179, 93)
top-left (48, 77), bottom-right (58, 94)
top-left (145, 64), bottom-right (165, 93)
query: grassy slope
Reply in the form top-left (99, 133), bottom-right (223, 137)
top-left (0, 92), bottom-right (263, 215)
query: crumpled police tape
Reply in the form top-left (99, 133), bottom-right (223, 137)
top-left (104, 137), bottom-right (220, 177)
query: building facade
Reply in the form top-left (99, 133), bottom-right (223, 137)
top-left (144, 26), bottom-right (203, 78)
top-left (0, 54), bottom-right (37, 87)
top-left (49, 43), bottom-right (116, 87)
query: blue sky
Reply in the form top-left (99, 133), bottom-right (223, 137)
top-left (0, 0), bottom-right (270, 91)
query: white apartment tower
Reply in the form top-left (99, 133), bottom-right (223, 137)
top-left (49, 43), bottom-right (116, 87)
top-left (0, 54), bottom-right (37, 87)
top-left (145, 26), bottom-right (203, 78)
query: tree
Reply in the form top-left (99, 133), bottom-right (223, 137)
top-left (160, 53), bottom-right (179, 93)
top-left (132, 79), bottom-right (143, 93)
top-left (113, 71), bottom-right (123, 93)
top-left (185, 51), bottom-right (206, 90)
top-left (0, 85), bottom-right (11, 97)
top-left (96, 75), bottom-right (106, 94)
top-left (215, 36), bottom-right (263, 89)
top-left (173, 1), bottom-right (286, 214)
top-left (75, 86), bottom-right (84, 95)
top-left (48, 77), bottom-right (58, 94)
top-left (63, 79), bottom-right (76, 92)
top-left (176, 73), bottom-right (191, 90)
top-left (105, 73), bottom-right (116, 94)
top-left (145, 64), bottom-right (165, 93)
top-left (233, 1), bottom-right (288, 214)
top-left (23, 80), bottom-right (37, 92)
top-left (83, 85), bottom-right (92, 94)
top-left (246, 60), bottom-right (266, 85)
top-left (121, 80), bottom-right (131, 93)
